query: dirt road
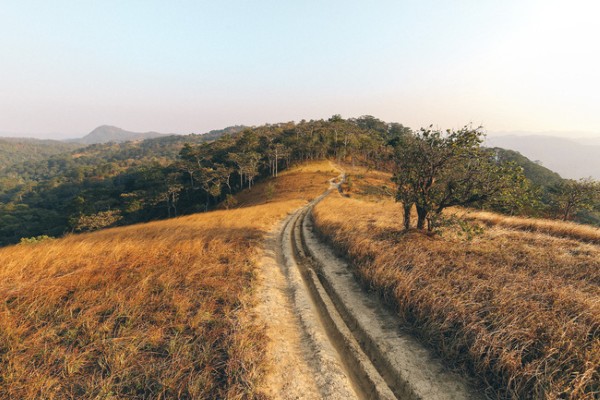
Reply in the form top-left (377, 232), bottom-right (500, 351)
top-left (257, 175), bottom-right (483, 399)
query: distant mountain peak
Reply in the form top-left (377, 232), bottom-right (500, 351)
top-left (73, 126), bottom-right (169, 145)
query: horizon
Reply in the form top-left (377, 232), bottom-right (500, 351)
top-left (2, 123), bottom-right (600, 141)
top-left (2, 1), bottom-right (600, 138)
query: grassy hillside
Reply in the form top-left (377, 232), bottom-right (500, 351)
top-left (0, 131), bottom-right (238, 246)
top-left (0, 161), bottom-right (337, 399)
top-left (313, 169), bottom-right (600, 399)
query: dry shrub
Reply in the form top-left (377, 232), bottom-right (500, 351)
top-left (0, 161), bottom-right (337, 399)
top-left (313, 193), bottom-right (600, 399)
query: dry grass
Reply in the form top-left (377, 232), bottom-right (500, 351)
top-left (233, 161), bottom-right (338, 208)
top-left (337, 164), bottom-right (394, 202)
top-left (0, 161), bottom-right (337, 399)
top-left (313, 192), bottom-right (600, 399)
top-left (457, 210), bottom-right (600, 245)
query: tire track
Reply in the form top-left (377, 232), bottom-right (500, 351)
top-left (280, 175), bottom-right (484, 399)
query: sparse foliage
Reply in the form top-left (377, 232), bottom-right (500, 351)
top-left (19, 235), bottom-right (54, 245)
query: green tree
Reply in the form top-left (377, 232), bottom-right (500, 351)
top-left (549, 178), bottom-right (600, 221)
top-left (72, 210), bottom-right (123, 232)
top-left (392, 126), bottom-right (525, 231)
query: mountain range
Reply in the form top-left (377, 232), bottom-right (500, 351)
top-left (485, 134), bottom-right (600, 180)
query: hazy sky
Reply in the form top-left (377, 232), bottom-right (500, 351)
top-left (1, 1), bottom-right (599, 138)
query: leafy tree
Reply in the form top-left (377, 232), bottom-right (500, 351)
top-left (549, 178), bottom-right (600, 221)
top-left (228, 151), bottom-right (261, 190)
top-left (72, 210), bottom-right (123, 232)
top-left (392, 126), bottom-right (526, 231)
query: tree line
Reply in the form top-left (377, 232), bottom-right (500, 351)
top-left (0, 116), bottom-right (598, 245)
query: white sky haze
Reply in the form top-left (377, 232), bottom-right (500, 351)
top-left (1, 0), bottom-right (599, 138)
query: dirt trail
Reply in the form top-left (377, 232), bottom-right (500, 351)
top-left (257, 172), bottom-right (483, 399)
top-left (255, 222), bottom-right (322, 399)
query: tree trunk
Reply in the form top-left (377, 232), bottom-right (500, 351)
top-left (403, 203), bottom-right (412, 230)
top-left (170, 192), bottom-right (177, 217)
top-left (416, 206), bottom-right (427, 230)
top-left (226, 175), bottom-right (232, 194)
top-left (563, 204), bottom-right (572, 221)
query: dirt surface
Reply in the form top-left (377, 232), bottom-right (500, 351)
top-left (257, 171), bottom-right (482, 399)
top-left (256, 215), bottom-right (357, 399)
top-left (255, 220), bottom-right (322, 399)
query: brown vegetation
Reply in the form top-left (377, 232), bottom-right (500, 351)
top-left (313, 192), bottom-right (600, 399)
top-left (337, 164), bottom-right (394, 201)
top-left (0, 161), bottom-right (337, 399)
top-left (458, 209), bottom-right (600, 245)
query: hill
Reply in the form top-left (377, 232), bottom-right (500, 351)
top-left (71, 125), bottom-right (169, 144)
top-left (490, 147), bottom-right (564, 187)
top-left (0, 161), bottom-right (339, 398)
top-left (68, 125), bottom-right (247, 145)
top-left (1, 116), bottom-right (597, 248)
top-left (0, 126), bottom-right (249, 245)
top-left (1, 160), bottom-right (596, 398)
top-left (573, 136), bottom-right (600, 146)
top-left (485, 135), bottom-right (600, 180)
top-left (0, 117), bottom-right (397, 245)
top-left (0, 137), bottom-right (81, 170)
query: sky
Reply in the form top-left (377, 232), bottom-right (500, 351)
top-left (1, 0), bottom-right (600, 138)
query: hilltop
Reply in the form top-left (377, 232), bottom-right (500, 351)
top-left (66, 124), bottom-right (247, 145)
top-left (69, 125), bottom-right (170, 145)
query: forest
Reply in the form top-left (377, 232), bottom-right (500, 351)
top-left (0, 116), bottom-right (598, 245)
top-left (0, 138), bottom-right (81, 170)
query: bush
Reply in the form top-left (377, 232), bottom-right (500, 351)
top-left (19, 235), bottom-right (54, 245)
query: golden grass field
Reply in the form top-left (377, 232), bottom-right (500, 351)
top-left (460, 209), bottom-right (600, 245)
top-left (0, 161), bottom-right (337, 399)
top-left (313, 170), bottom-right (600, 399)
